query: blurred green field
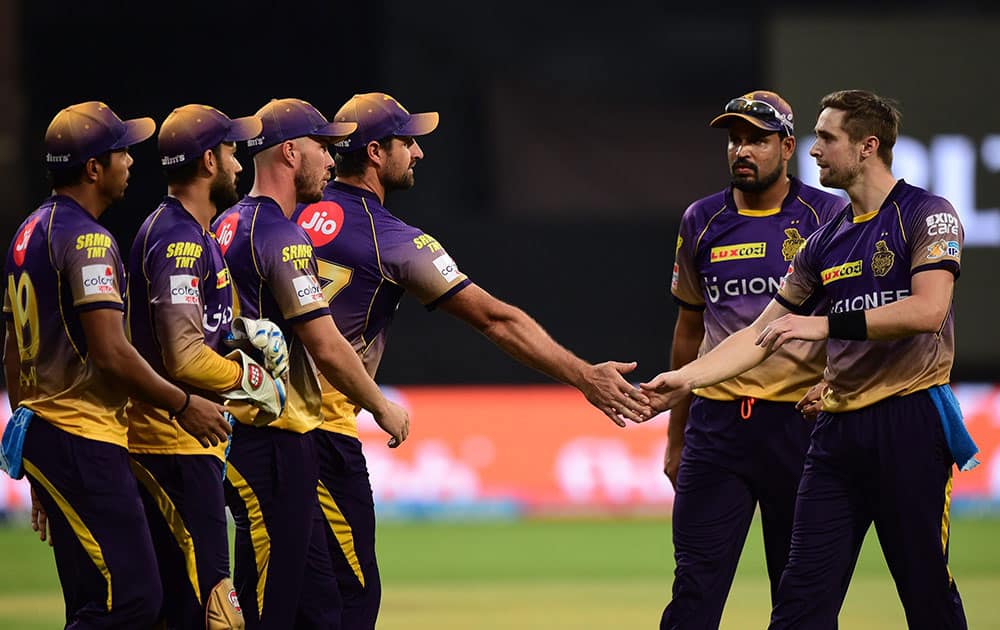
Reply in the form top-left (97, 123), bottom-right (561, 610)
top-left (1, 516), bottom-right (997, 629)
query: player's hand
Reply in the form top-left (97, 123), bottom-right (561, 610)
top-left (30, 486), bottom-right (53, 547)
top-left (222, 349), bottom-right (287, 425)
top-left (639, 371), bottom-right (692, 412)
top-left (373, 401), bottom-right (410, 448)
top-left (578, 361), bottom-right (653, 427)
top-left (664, 440), bottom-right (683, 489)
top-left (227, 317), bottom-right (289, 380)
top-left (796, 380), bottom-right (827, 420)
top-left (755, 314), bottom-right (828, 352)
top-left (177, 395), bottom-right (232, 448)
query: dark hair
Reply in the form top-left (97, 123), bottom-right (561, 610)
top-left (165, 145), bottom-right (224, 186)
top-left (48, 151), bottom-right (112, 188)
top-left (332, 136), bottom-right (394, 177)
top-left (819, 90), bottom-right (901, 167)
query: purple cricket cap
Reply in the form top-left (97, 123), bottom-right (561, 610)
top-left (158, 105), bottom-right (263, 169)
top-left (331, 92), bottom-right (439, 153)
top-left (44, 101), bottom-right (156, 168)
top-left (246, 98), bottom-right (357, 156)
top-left (710, 90), bottom-right (795, 136)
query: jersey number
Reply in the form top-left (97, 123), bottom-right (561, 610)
top-left (315, 258), bottom-right (353, 302)
top-left (7, 272), bottom-right (40, 387)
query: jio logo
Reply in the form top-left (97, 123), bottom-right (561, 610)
top-left (297, 201), bottom-right (345, 246)
top-left (215, 213), bottom-right (240, 255)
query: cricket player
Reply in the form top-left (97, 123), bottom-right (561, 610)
top-left (213, 98), bottom-right (410, 629)
top-left (126, 104), bottom-right (287, 629)
top-left (660, 90), bottom-right (843, 629)
top-left (1, 101), bottom-right (231, 628)
top-left (642, 89), bottom-right (969, 629)
top-left (293, 91), bottom-right (652, 629)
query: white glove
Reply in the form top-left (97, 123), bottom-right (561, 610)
top-left (222, 349), bottom-right (286, 426)
top-left (227, 317), bottom-right (288, 380)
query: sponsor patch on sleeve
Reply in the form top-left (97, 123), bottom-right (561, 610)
top-left (292, 274), bottom-right (324, 306)
top-left (169, 275), bottom-right (201, 305)
top-left (81, 264), bottom-right (116, 296)
top-left (432, 254), bottom-right (461, 283)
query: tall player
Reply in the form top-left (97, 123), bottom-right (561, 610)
top-left (659, 91), bottom-right (843, 629)
top-left (293, 91), bottom-right (652, 629)
top-left (213, 98), bottom-right (410, 629)
top-left (126, 104), bottom-right (288, 629)
top-left (1, 102), bottom-right (231, 627)
top-left (642, 90), bottom-right (969, 629)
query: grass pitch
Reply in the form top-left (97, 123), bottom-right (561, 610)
top-left (1, 516), bottom-right (997, 629)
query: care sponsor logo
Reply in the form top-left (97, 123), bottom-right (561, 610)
top-left (709, 241), bottom-right (766, 263)
top-left (215, 213), bottom-right (240, 255)
top-left (12, 216), bottom-right (41, 267)
top-left (925, 212), bottom-right (960, 237)
top-left (296, 201), bottom-right (344, 246)
top-left (169, 275), bottom-right (200, 305)
top-left (432, 254), bottom-right (461, 283)
top-left (292, 274), bottom-right (324, 306)
top-left (820, 260), bottom-right (863, 285)
top-left (82, 264), bottom-right (116, 296)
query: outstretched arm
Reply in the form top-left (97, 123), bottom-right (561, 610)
top-left (439, 283), bottom-right (651, 426)
top-left (641, 299), bottom-right (792, 409)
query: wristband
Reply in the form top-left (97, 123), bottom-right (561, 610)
top-left (170, 391), bottom-right (191, 419)
top-left (827, 311), bottom-right (867, 340)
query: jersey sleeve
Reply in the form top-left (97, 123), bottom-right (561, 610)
top-left (145, 224), bottom-right (241, 391)
top-left (380, 230), bottom-right (470, 308)
top-left (56, 227), bottom-right (124, 312)
top-left (909, 197), bottom-right (963, 277)
top-left (256, 221), bottom-right (331, 322)
top-left (670, 205), bottom-right (704, 310)
top-left (775, 232), bottom-right (822, 314)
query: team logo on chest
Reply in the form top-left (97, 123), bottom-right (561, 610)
top-left (781, 228), bottom-right (805, 261)
top-left (871, 240), bottom-right (895, 277)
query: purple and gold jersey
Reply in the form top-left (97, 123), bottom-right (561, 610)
top-left (292, 181), bottom-right (470, 437)
top-left (213, 196), bottom-right (330, 433)
top-left (126, 197), bottom-right (239, 458)
top-left (2, 195), bottom-right (128, 446)
top-left (672, 178), bottom-right (844, 402)
top-left (777, 180), bottom-right (962, 412)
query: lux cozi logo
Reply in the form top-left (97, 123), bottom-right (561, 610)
top-left (709, 242), bottom-right (766, 263)
top-left (821, 260), bottom-right (863, 285)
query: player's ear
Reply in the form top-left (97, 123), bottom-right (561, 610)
top-left (83, 156), bottom-right (101, 183)
top-left (366, 140), bottom-right (382, 166)
top-left (860, 135), bottom-right (879, 160)
top-left (202, 149), bottom-right (217, 176)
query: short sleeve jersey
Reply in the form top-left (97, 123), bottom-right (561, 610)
top-left (212, 195), bottom-right (330, 433)
top-left (672, 178), bottom-right (844, 401)
top-left (3, 195), bottom-right (129, 446)
top-left (126, 198), bottom-right (236, 457)
top-left (292, 181), bottom-right (471, 437)
top-left (777, 180), bottom-right (962, 412)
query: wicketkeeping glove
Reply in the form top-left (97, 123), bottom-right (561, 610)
top-left (222, 349), bottom-right (286, 426)
top-left (226, 317), bottom-right (289, 380)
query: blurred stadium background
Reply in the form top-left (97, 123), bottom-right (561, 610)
top-left (1, 1), bottom-right (998, 627)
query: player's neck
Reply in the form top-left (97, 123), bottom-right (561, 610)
top-left (249, 169), bottom-right (297, 218)
top-left (51, 185), bottom-right (109, 219)
top-left (844, 167), bottom-right (897, 216)
top-left (732, 175), bottom-right (790, 212)
top-left (336, 172), bottom-right (385, 204)
top-left (167, 185), bottom-right (214, 231)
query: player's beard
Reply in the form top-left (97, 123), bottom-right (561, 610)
top-left (731, 159), bottom-right (782, 193)
top-left (209, 168), bottom-right (240, 210)
top-left (383, 165), bottom-right (415, 193)
top-left (819, 160), bottom-right (862, 190)
top-left (294, 153), bottom-right (327, 204)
